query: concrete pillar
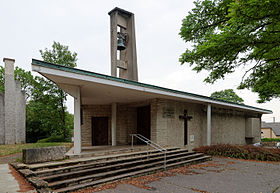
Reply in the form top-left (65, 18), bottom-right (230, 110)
top-left (4, 58), bottom-right (16, 144)
top-left (111, 103), bottom-right (117, 146)
top-left (207, 104), bottom-right (211, 146)
top-left (74, 86), bottom-right (81, 154)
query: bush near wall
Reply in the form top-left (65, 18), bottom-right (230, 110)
top-left (193, 144), bottom-right (280, 162)
top-left (262, 138), bottom-right (280, 142)
top-left (37, 135), bottom-right (72, 143)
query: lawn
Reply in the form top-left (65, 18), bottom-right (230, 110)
top-left (0, 143), bottom-right (73, 156)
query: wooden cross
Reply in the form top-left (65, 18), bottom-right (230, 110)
top-left (179, 110), bottom-right (193, 121)
top-left (179, 110), bottom-right (192, 145)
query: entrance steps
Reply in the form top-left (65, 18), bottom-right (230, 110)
top-left (15, 147), bottom-right (211, 193)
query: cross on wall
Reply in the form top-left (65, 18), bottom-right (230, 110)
top-left (179, 110), bottom-right (192, 145)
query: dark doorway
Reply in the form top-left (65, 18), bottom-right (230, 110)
top-left (91, 117), bottom-right (108, 146)
top-left (137, 105), bottom-right (151, 143)
top-left (184, 113), bottom-right (188, 145)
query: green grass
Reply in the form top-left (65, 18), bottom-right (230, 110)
top-left (0, 143), bottom-right (73, 156)
top-left (261, 138), bottom-right (280, 142)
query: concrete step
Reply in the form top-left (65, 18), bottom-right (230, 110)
top-left (70, 146), bottom-right (180, 159)
top-left (20, 148), bottom-right (211, 193)
top-left (30, 147), bottom-right (180, 171)
top-left (35, 148), bottom-right (190, 177)
top-left (53, 155), bottom-right (211, 193)
top-left (40, 151), bottom-right (200, 183)
top-left (47, 153), bottom-right (205, 189)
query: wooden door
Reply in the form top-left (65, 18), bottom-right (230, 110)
top-left (91, 117), bottom-right (108, 146)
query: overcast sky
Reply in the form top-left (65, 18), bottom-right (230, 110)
top-left (0, 0), bottom-right (279, 122)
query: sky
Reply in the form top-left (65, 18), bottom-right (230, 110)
top-left (0, 0), bottom-right (279, 122)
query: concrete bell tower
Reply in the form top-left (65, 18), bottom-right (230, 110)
top-left (108, 7), bottom-right (138, 81)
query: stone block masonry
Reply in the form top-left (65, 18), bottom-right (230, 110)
top-left (0, 58), bottom-right (26, 144)
top-left (15, 81), bottom-right (26, 144)
top-left (22, 146), bottom-right (66, 164)
top-left (0, 93), bottom-right (4, 144)
top-left (4, 58), bottom-right (16, 144)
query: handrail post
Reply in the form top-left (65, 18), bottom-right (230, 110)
top-left (130, 133), bottom-right (167, 170)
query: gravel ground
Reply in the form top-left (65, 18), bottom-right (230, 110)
top-left (99, 157), bottom-right (280, 193)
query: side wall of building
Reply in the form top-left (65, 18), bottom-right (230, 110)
top-left (261, 128), bottom-right (280, 139)
top-left (150, 99), bottom-right (206, 149)
top-left (211, 110), bottom-right (246, 145)
top-left (151, 99), bottom-right (260, 149)
top-left (0, 93), bottom-right (4, 144)
top-left (81, 99), bottom-right (261, 149)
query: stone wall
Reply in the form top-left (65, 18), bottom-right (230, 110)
top-left (151, 99), bottom-right (205, 150)
top-left (116, 104), bottom-right (137, 145)
top-left (15, 81), bottom-right (26, 144)
top-left (81, 98), bottom-right (261, 149)
top-left (150, 98), bottom-right (261, 150)
top-left (81, 104), bottom-right (138, 146)
top-left (22, 146), bottom-right (66, 164)
top-left (0, 93), bottom-right (4, 144)
top-left (4, 60), bottom-right (16, 144)
top-left (81, 105), bottom-right (111, 146)
top-left (245, 117), bottom-right (261, 143)
top-left (1, 58), bottom-right (26, 144)
top-left (211, 109), bottom-right (246, 145)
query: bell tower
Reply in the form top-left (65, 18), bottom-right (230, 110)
top-left (108, 7), bottom-right (138, 81)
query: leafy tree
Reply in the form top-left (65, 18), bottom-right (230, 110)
top-left (40, 41), bottom-right (77, 140)
top-left (0, 66), bottom-right (34, 98)
top-left (210, 89), bottom-right (244, 104)
top-left (0, 64), bottom-right (74, 143)
top-left (179, 0), bottom-right (280, 103)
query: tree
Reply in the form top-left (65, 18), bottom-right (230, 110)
top-left (0, 63), bottom-right (75, 142)
top-left (210, 89), bottom-right (244, 104)
top-left (179, 0), bottom-right (280, 103)
top-left (40, 41), bottom-right (77, 140)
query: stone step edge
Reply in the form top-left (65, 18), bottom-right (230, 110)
top-left (44, 152), bottom-right (204, 184)
top-left (27, 153), bottom-right (205, 190)
top-left (35, 149), bottom-right (192, 176)
top-left (76, 146), bottom-right (179, 157)
top-left (52, 155), bottom-right (212, 193)
top-left (25, 147), bottom-right (182, 170)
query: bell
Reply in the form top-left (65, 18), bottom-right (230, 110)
top-left (117, 37), bottom-right (126, 50)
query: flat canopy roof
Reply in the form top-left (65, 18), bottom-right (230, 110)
top-left (31, 59), bottom-right (272, 114)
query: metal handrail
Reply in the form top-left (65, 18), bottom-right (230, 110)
top-left (130, 134), bottom-right (167, 169)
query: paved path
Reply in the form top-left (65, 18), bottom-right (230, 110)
top-left (0, 164), bottom-right (20, 193)
top-left (100, 157), bottom-right (280, 193)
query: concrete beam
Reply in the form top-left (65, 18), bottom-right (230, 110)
top-left (74, 86), bottom-right (81, 154)
top-left (111, 103), bottom-right (117, 146)
top-left (207, 104), bottom-right (211, 146)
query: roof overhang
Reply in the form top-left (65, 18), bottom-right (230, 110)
top-left (31, 59), bottom-right (272, 114)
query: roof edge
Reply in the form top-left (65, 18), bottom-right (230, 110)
top-left (31, 58), bottom-right (273, 114)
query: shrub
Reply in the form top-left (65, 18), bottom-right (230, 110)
top-left (193, 144), bottom-right (280, 162)
top-left (37, 135), bottom-right (71, 143)
top-left (262, 138), bottom-right (280, 142)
